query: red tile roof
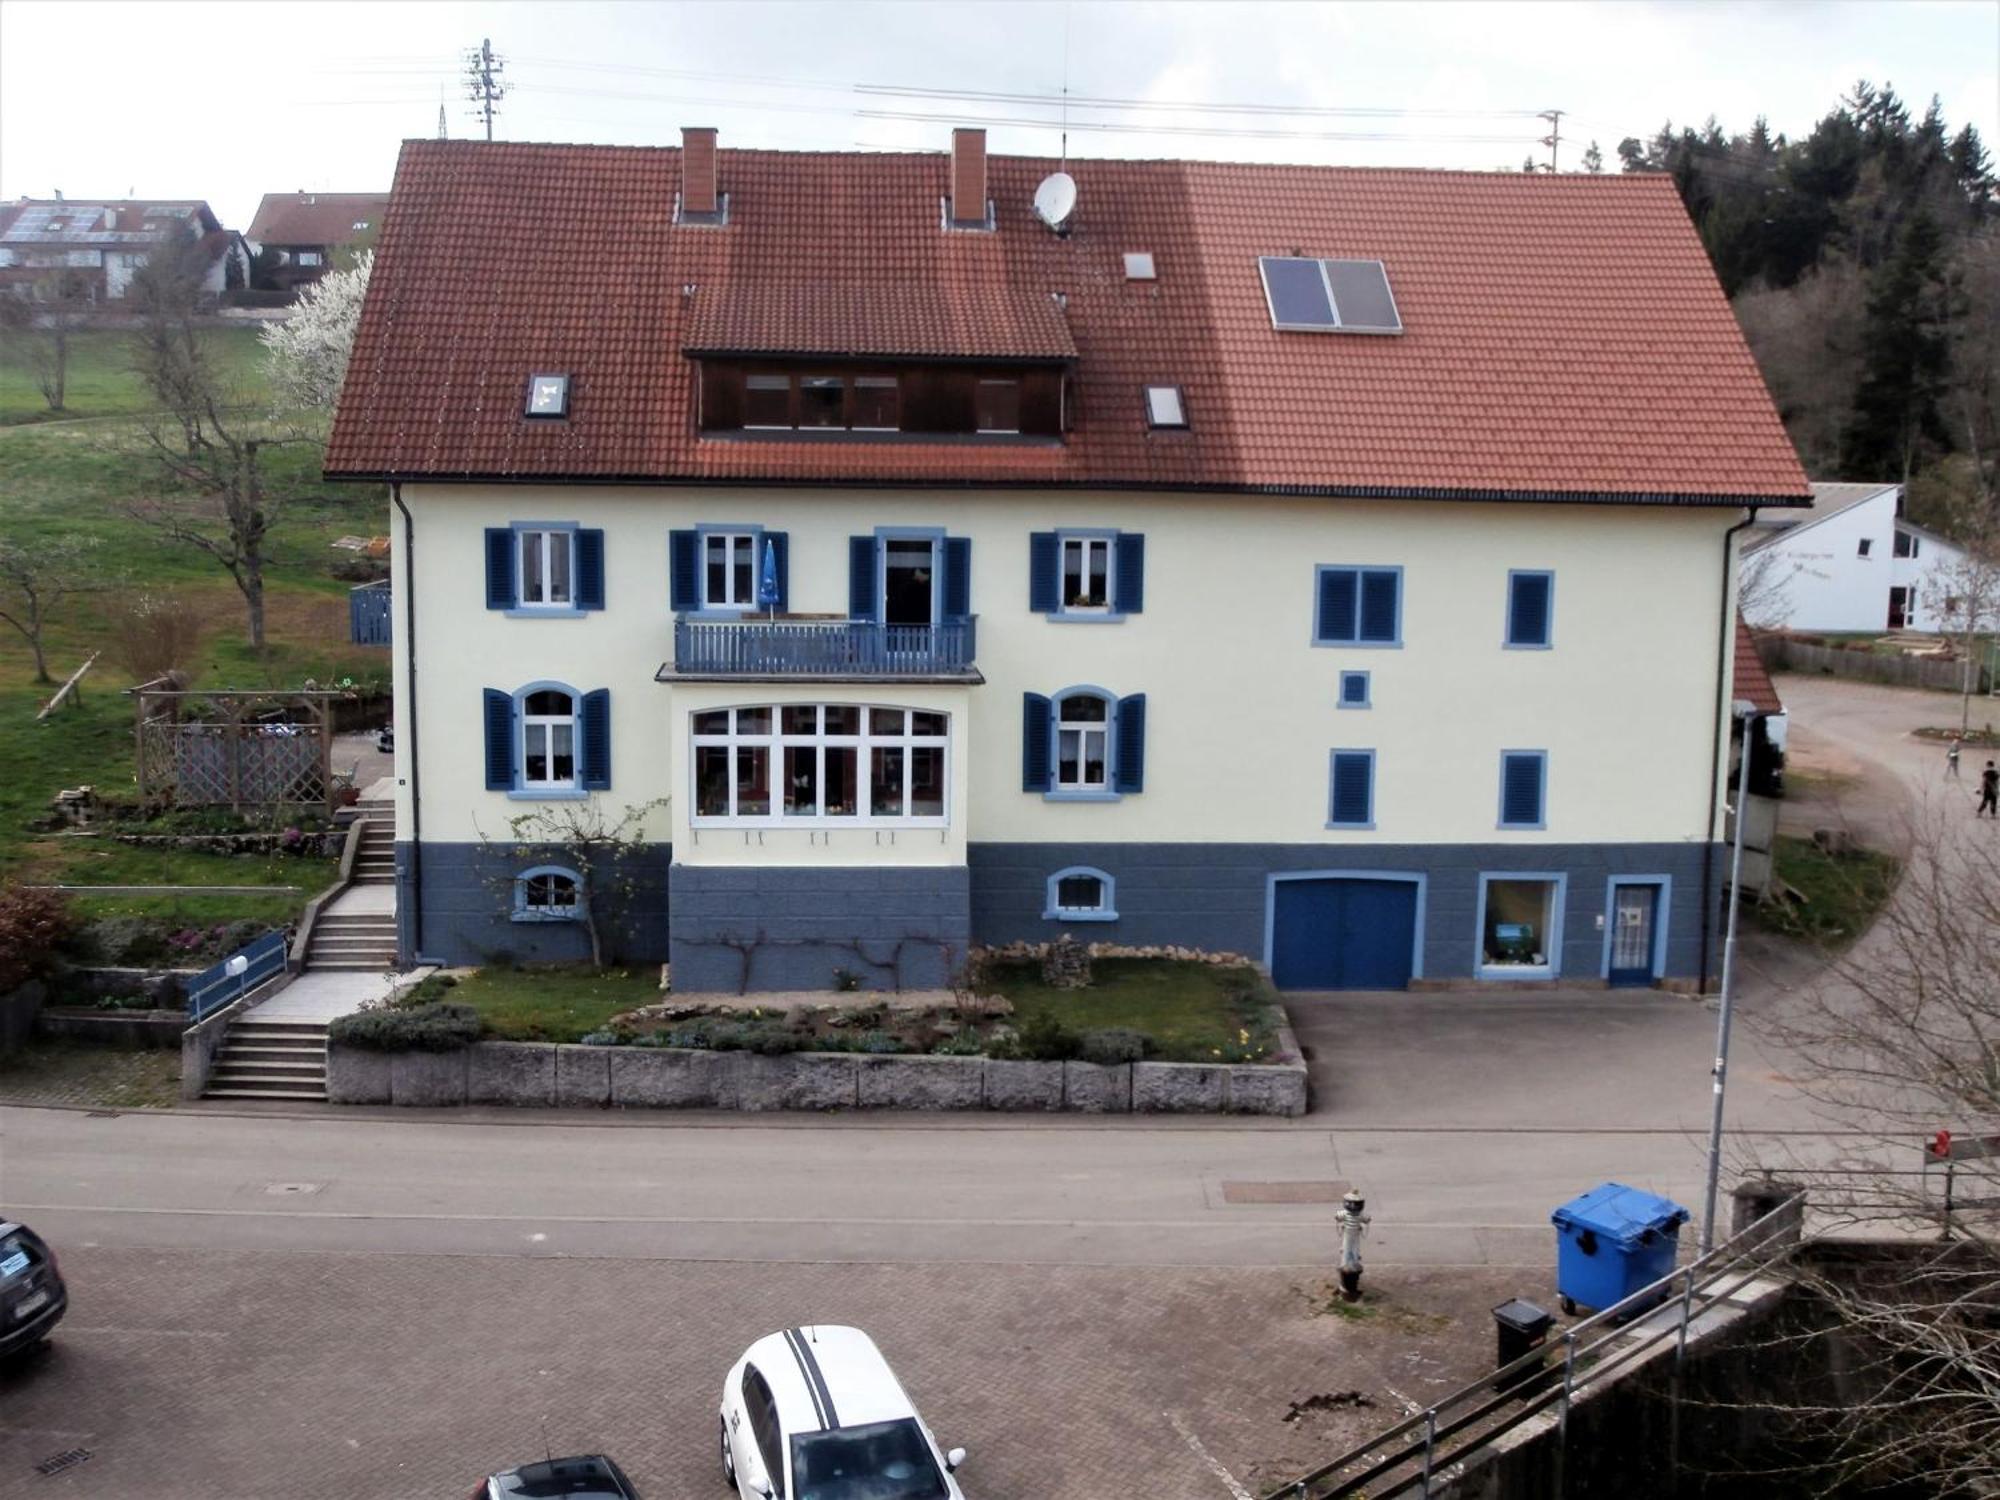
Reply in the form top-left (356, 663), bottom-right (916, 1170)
top-left (326, 140), bottom-right (1810, 502)
top-left (248, 192), bottom-right (390, 248)
top-left (1734, 618), bottom-right (1784, 715)
top-left (683, 284), bottom-right (1077, 360)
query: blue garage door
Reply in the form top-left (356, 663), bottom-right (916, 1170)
top-left (1271, 878), bottom-right (1418, 990)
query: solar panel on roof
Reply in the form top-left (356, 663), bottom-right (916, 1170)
top-left (1323, 260), bottom-right (1402, 334)
top-left (1259, 256), bottom-right (1336, 329)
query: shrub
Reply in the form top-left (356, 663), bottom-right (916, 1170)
top-left (854, 1030), bottom-right (905, 1055)
top-left (0, 886), bottom-right (76, 992)
top-left (78, 913), bottom-right (168, 966)
top-left (1078, 1027), bottom-right (1148, 1065)
top-left (329, 1001), bottom-right (484, 1052)
top-left (577, 1030), bottom-right (624, 1046)
top-left (104, 591), bottom-right (209, 684)
top-left (1011, 1009), bottom-right (1079, 1061)
top-left (932, 1027), bottom-right (985, 1057)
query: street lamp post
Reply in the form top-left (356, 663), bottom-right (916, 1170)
top-left (1701, 699), bottom-right (1761, 1254)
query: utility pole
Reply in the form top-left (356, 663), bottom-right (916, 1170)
top-left (1539, 108), bottom-right (1565, 172)
top-left (464, 36), bottom-right (506, 142)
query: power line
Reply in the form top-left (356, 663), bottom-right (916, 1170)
top-left (854, 81), bottom-right (1548, 122)
top-left (854, 108), bottom-right (1539, 146)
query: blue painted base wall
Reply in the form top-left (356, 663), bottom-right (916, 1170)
top-left (967, 841), bottom-right (1720, 982)
top-left (396, 841), bottom-right (673, 967)
top-left (668, 865), bottom-right (970, 994)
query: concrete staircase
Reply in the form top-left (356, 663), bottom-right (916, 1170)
top-left (205, 1016), bottom-right (328, 1101)
top-left (352, 808), bottom-right (395, 886)
top-left (304, 906), bottom-right (397, 972)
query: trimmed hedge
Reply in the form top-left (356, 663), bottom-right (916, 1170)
top-left (329, 1002), bottom-right (484, 1052)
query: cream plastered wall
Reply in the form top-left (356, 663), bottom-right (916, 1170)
top-left (390, 483), bottom-right (1740, 858)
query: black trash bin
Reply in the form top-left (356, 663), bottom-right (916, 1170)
top-left (1491, 1298), bottom-right (1554, 1394)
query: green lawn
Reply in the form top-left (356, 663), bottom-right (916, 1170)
top-left (418, 966), bottom-right (662, 1043)
top-left (1758, 835), bottom-right (1901, 946)
top-left (988, 958), bottom-right (1278, 1061)
top-left (0, 326), bottom-right (270, 425)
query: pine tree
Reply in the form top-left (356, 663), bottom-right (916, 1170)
top-left (1844, 207), bottom-right (1952, 478)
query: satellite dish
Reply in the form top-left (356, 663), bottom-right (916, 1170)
top-left (1033, 171), bottom-right (1077, 233)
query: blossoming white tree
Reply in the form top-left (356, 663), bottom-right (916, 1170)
top-left (261, 251), bottom-right (372, 412)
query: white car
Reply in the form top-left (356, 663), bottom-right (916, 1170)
top-left (719, 1325), bottom-right (967, 1500)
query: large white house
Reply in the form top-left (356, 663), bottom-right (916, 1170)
top-left (1742, 480), bottom-right (1975, 634)
top-left (325, 130), bottom-right (1809, 994)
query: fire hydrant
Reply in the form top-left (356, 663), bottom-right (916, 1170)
top-left (1335, 1189), bottom-right (1370, 1301)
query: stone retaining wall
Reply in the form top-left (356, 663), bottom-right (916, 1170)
top-left (327, 1024), bottom-right (1309, 1116)
top-left (38, 1007), bottom-right (188, 1050)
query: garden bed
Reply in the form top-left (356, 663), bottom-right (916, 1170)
top-left (1755, 835), bottom-right (1900, 946)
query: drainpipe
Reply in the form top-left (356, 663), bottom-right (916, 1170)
top-left (391, 482), bottom-right (425, 962)
top-left (1699, 507), bottom-right (1760, 995)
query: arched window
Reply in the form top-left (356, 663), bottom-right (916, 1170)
top-left (1044, 866), bottom-right (1117, 922)
top-left (513, 866), bottom-right (582, 922)
top-left (520, 687), bottom-right (577, 789)
top-left (1053, 688), bottom-right (1113, 792)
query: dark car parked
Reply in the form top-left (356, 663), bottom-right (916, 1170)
top-left (476, 1454), bottom-right (640, 1499)
top-left (0, 1220), bottom-right (67, 1358)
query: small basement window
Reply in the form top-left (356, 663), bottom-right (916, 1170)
top-left (1144, 385), bottom-right (1186, 429)
top-left (1044, 866), bottom-right (1117, 922)
top-left (1123, 251), bottom-right (1156, 281)
top-left (514, 866), bottom-right (582, 922)
top-left (525, 374), bottom-right (570, 419)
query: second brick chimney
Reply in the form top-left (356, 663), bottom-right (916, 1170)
top-left (682, 126), bottom-right (718, 217)
top-left (949, 127), bottom-right (988, 227)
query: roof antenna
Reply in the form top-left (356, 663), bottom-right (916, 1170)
top-left (1060, 0), bottom-right (1072, 170)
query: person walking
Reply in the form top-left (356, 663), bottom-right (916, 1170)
top-left (1981, 760), bottom-right (2000, 819)
top-left (1946, 737), bottom-right (1962, 779)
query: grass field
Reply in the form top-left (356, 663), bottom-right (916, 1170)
top-left (1758, 835), bottom-right (1901, 946)
top-left (0, 321), bottom-right (387, 902)
top-left (415, 967), bottom-right (661, 1043)
top-left (0, 326), bottom-right (270, 425)
top-left (989, 958), bottom-right (1277, 1060)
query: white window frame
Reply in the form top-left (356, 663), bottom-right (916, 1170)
top-left (744, 374), bottom-right (791, 430)
top-left (975, 378), bottom-right (1021, 435)
top-left (1044, 865), bottom-right (1118, 922)
top-left (702, 530), bottom-right (760, 609)
top-left (690, 703), bottom-right (950, 829)
top-left (520, 688), bottom-right (579, 790)
top-left (516, 526), bottom-right (576, 609)
top-left (296, 250), bottom-right (322, 267)
top-left (1054, 691), bottom-right (1113, 792)
top-left (1060, 534), bottom-right (1113, 613)
top-left (513, 865), bottom-right (582, 922)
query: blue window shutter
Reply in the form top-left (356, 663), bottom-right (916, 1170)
top-left (1114, 532), bottom-right (1145, 614)
top-left (483, 689), bottom-right (515, 790)
top-left (848, 536), bottom-right (877, 621)
top-left (1022, 693), bottom-right (1052, 791)
top-left (1029, 532), bottom-right (1059, 613)
top-left (580, 689), bottom-right (611, 790)
top-left (1331, 752), bottom-right (1372, 825)
top-left (669, 530), bottom-right (699, 611)
top-left (1508, 572), bottom-right (1551, 646)
top-left (767, 531), bottom-right (789, 610)
top-left (1501, 752), bottom-right (1545, 826)
top-left (1115, 693), bottom-right (1147, 793)
top-left (1341, 671), bottom-right (1368, 706)
top-left (1359, 570), bottom-right (1400, 643)
top-left (485, 528), bottom-right (516, 610)
top-left (575, 529), bottom-right (605, 610)
top-left (942, 536), bottom-right (972, 620)
top-left (1318, 568), bottom-right (1357, 642)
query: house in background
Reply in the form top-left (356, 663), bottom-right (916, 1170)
top-left (326, 127), bottom-right (1809, 996)
top-left (1742, 480), bottom-right (1973, 633)
top-left (0, 197), bottom-right (241, 300)
top-left (245, 192), bottom-right (388, 290)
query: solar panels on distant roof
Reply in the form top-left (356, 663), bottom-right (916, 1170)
top-left (1258, 256), bottom-right (1403, 335)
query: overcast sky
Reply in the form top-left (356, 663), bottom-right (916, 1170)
top-left (2, 0), bottom-right (1995, 231)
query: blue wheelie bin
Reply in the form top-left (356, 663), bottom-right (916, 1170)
top-left (1550, 1182), bottom-right (1690, 1318)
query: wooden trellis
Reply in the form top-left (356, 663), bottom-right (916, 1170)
top-left (135, 690), bottom-right (342, 815)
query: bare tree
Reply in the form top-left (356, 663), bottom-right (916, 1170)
top-left (124, 229), bottom-right (306, 650)
top-left (0, 534), bottom-right (111, 682)
top-left (1742, 807), bottom-right (2000, 1491)
top-left (1736, 540), bottom-right (1793, 629)
top-left (1734, 262), bottom-right (1868, 477)
top-left (0, 267), bottom-right (95, 414)
top-left (1926, 533), bottom-right (2000, 733)
top-left (479, 798), bottom-right (668, 971)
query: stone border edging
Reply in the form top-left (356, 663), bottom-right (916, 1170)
top-left (327, 1019), bottom-right (1309, 1116)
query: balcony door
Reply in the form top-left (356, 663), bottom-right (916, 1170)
top-left (882, 539), bottom-right (937, 627)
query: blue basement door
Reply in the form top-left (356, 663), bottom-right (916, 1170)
top-left (1607, 883), bottom-right (1662, 987)
top-left (1271, 878), bottom-right (1418, 990)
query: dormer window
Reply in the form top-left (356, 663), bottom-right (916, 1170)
top-left (975, 379), bottom-right (1021, 435)
top-left (1144, 385), bottom-right (1186, 429)
top-left (525, 373), bottom-right (571, 419)
top-left (699, 362), bottom-right (1060, 439)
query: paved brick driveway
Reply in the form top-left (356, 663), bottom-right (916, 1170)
top-left (0, 1247), bottom-right (1551, 1499)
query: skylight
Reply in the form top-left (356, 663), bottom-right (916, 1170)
top-left (1124, 251), bottom-right (1157, 281)
top-left (1257, 256), bottom-right (1403, 335)
top-left (525, 373), bottom-right (570, 419)
top-left (1144, 385), bottom-right (1186, 429)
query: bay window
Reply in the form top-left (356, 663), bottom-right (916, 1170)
top-left (692, 703), bottom-right (948, 826)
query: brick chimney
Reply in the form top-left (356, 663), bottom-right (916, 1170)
top-left (949, 128), bottom-right (987, 227)
top-left (682, 126), bottom-right (718, 217)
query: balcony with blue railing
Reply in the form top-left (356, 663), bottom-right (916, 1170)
top-left (662, 615), bottom-right (981, 682)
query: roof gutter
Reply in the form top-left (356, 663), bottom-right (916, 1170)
top-left (1700, 505), bottom-right (1760, 996)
